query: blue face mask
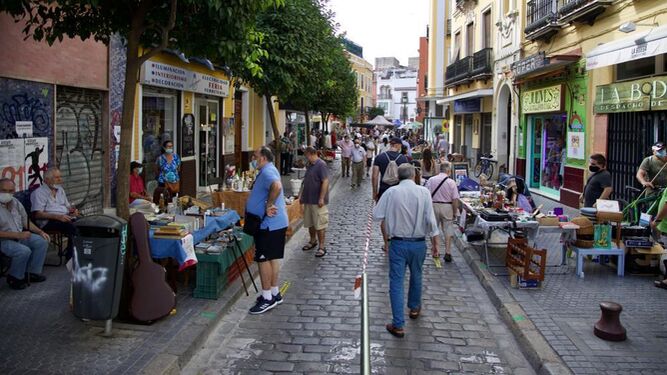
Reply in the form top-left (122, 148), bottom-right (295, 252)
top-left (251, 160), bottom-right (258, 169)
top-left (658, 150), bottom-right (667, 158)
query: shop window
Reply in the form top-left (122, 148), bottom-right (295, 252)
top-left (142, 89), bottom-right (178, 184)
top-left (466, 23), bottom-right (474, 57)
top-left (529, 114), bottom-right (566, 194)
top-left (616, 56), bottom-right (656, 81)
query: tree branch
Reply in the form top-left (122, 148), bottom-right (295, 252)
top-left (137, 0), bottom-right (178, 67)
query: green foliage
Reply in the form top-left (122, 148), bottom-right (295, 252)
top-left (368, 106), bottom-right (385, 118)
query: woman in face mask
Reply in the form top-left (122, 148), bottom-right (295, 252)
top-left (129, 161), bottom-right (151, 203)
top-left (156, 140), bottom-right (181, 195)
top-left (580, 154), bottom-right (612, 208)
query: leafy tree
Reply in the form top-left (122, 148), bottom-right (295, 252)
top-left (367, 106), bottom-right (385, 119)
top-left (1, 0), bottom-right (277, 218)
top-left (314, 43), bottom-right (358, 133)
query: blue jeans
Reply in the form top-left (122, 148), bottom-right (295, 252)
top-left (0, 234), bottom-right (48, 279)
top-left (388, 239), bottom-right (426, 328)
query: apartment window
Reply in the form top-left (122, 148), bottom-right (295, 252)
top-left (616, 55), bottom-right (664, 81)
top-left (466, 22), bottom-right (474, 57)
top-left (503, 0), bottom-right (511, 14)
top-left (454, 31), bottom-right (461, 60)
top-left (483, 10), bottom-right (491, 49)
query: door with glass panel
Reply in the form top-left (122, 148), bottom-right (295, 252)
top-left (196, 99), bottom-right (219, 189)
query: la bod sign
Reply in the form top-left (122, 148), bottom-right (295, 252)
top-left (594, 75), bottom-right (667, 113)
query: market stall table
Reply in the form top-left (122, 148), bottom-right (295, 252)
top-left (212, 191), bottom-right (249, 217)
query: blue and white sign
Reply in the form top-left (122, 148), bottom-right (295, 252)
top-left (141, 61), bottom-right (229, 97)
top-left (453, 98), bottom-right (481, 113)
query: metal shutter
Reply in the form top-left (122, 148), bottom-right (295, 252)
top-left (55, 86), bottom-right (104, 215)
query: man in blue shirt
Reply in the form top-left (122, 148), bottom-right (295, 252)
top-left (246, 146), bottom-right (289, 314)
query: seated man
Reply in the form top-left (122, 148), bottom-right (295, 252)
top-left (0, 178), bottom-right (50, 290)
top-left (30, 168), bottom-right (79, 259)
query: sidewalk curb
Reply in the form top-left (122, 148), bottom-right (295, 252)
top-left (142, 162), bottom-right (342, 374)
top-left (453, 234), bottom-right (573, 375)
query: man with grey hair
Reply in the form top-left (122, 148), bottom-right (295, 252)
top-left (30, 168), bottom-right (79, 259)
top-left (373, 163), bottom-right (439, 338)
top-left (425, 161), bottom-right (460, 263)
top-left (0, 178), bottom-right (50, 290)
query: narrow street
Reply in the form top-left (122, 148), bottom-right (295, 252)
top-left (183, 170), bottom-right (535, 374)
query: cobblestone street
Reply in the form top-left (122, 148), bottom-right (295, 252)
top-left (183, 171), bottom-right (534, 374)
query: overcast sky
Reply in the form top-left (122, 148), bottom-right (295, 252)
top-left (326, 0), bottom-right (430, 67)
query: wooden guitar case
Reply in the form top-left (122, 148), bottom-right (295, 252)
top-left (129, 213), bottom-right (176, 322)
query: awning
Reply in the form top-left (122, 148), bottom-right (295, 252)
top-left (436, 89), bottom-right (493, 105)
top-left (586, 25), bottom-right (667, 70)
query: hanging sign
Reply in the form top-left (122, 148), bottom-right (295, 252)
top-left (522, 85), bottom-right (563, 114)
top-left (141, 61), bottom-right (229, 97)
top-left (594, 75), bottom-right (667, 113)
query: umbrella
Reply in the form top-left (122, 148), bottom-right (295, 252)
top-left (392, 119), bottom-right (402, 126)
top-left (401, 121), bottom-right (423, 131)
top-left (366, 115), bottom-right (394, 126)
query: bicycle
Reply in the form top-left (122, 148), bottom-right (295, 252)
top-left (474, 153), bottom-right (498, 179)
top-left (618, 185), bottom-right (663, 225)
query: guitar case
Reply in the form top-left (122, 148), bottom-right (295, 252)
top-left (129, 213), bottom-right (176, 322)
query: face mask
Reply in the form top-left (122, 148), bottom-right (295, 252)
top-left (0, 193), bottom-right (12, 204)
top-left (658, 150), bottom-right (667, 158)
top-left (588, 165), bottom-right (600, 173)
top-left (165, 148), bottom-right (174, 154)
top-left (250, 160), bottom-right (258, 169)
top-left (137, 167), bottom-right (143, 174)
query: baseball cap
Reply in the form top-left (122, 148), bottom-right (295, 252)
top-left (652, 141), bottom-right (665, 151)
top-left (130, 161), bottom-right (143, 170)
top-left (389, 137), bottom-right (402, 145)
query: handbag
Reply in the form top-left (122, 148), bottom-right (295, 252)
top-left (165, 181), bottom-right (180, 194)
top-left (243, 211), bottom-right (265, 236)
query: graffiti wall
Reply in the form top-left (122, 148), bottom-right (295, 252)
top-left (0, 78), bottom-right (53, 191)
top-left (56, 86), bottom-right (105, 215)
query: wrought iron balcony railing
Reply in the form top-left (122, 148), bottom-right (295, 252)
top-left (557, 0), bottom-right (613, 25)
top-left (525, 0), bottom-right (561, 41)
top-left (445, 56), bottom-right (472, 85)
top-left (471, 48), bottom-right (493, 77)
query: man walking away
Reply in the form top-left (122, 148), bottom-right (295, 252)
top-left (425, 161), bottom-right (460, 262)
top-left (246, 147), bottom-right (289, 314)
top-left (350, 139), bottom-right (366, 188)
top-left (372, 137), bottom-right (409, 252)
top-left (373, 164), bottom-right (439, 338)
top-left (365, 137), bottom-right (376, 176)
top-left (299, 147), bottom-right (329, 257)
top-left (581, 154), bottom-right (612, 208)
top-left (338, 135), bottom-right (353, 178)
top-left (437, 134), bottom-right (450, 159)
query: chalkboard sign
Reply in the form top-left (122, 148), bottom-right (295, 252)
top-left (181, 113), bottom-right (195, 157)
top-left (452, 162), bottom-right (468, 185)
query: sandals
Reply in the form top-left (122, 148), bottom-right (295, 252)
top-left (302, 241), bottom-right (317, 251)
top-left (315, 248), bottom-right (327, 257)
top-left (654, 280), bottom-right (667, 290)
top-left (385, 323), bottom-right (405, 338)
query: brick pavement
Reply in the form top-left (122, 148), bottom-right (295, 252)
top-left (183, 172), bottom-right (535, 374)
top-left (468, 193), bottom-right (667, 375)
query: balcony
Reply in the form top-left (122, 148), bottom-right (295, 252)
top-left (445, 56), bottom-right (472, 86)
top-left (558, 0), bottom-right (613, 25)
top-left (471, 48), bottom-right (493, 77)
top-left (378, 94), bottom-right (393, 100)
top-left (525, 0), bottom-right (561, 42)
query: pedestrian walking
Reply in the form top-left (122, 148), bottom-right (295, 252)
top-left (373, 164), bottom-right (439, 338)
top-left (437, 134), bottom-right (450, 159)
top-left (299, 147), bottom-right (330, 257)
top-left (245, 146), bottom-right (289, 314)
top-left (425, 161), bottom-right (460, 263)
top-left (338, 135), bottom-right (353, 178)
top-left (350, 138), bottom-right (366, 188)
top-left (372, 137), bottom-right (409, 252)
top-left (364, 137), bottom-right (376, 176)
top-left (637, 141), bottom-right (667, 196)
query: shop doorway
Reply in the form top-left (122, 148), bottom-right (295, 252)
top-left (496, 84), bottom-right (512, 169)
top-left (195, 98), bottom-right (219, 189)
top-left (528, 114), bottom-right (566, 197)
top-left (141, 88), bottom-right (178, 186)
top-left (464, 114), bottom-right (473, 161)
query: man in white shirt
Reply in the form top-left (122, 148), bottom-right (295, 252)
top-left (350, 139), bottom-right (366, 188)
top-left (437, 134), bottom-right (450, 158)
top-left (373, 164), bottom-right (439, 338)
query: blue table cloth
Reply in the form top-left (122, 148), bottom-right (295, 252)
top-left (150, 210), bottom-right (241, 267)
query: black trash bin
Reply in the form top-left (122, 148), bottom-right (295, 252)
top-left (72, 215), bottom-right (128, 321)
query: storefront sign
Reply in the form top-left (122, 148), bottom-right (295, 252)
top-left (594, 75), bottom-right (667, 113)
top-left (453, 99), bottom-right (481, 113)
top-left (522, 85), bottom-right (562, 114)
top-left (141, 61), bottom-right (229, 97)
top-left (511, 52), bottom-right (548, 77)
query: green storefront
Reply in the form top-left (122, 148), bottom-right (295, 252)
top-left (516, 62), bottom-right (588, 207)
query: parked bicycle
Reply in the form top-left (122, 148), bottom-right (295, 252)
top-left (474, 153), bottom-right (498, 179)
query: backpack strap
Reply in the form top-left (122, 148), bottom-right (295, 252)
top-left (431, 176), bottom-right (450, 198)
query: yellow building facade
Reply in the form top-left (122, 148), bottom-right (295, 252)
top-left (511, 0), bottom-right (667, 206)
top-left (131, 51), bottom-right (280, 197)
top-left (439, 0), bottom-right (496, 168)
top-left (346, 50), bottom-right (374, 120)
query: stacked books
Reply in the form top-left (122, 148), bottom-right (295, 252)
top-left (153, 223), bottom-right (189, 239)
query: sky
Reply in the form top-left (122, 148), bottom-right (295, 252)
top-left (326, 0), bottom-right (430, 68)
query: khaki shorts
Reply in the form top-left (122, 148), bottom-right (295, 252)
top-left (433, 203), bottom-right (456, 237)
top-left (303, 204), bottom-right (329, 230)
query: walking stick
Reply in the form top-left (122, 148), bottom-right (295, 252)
top-left (233, 234), bottom-right (258, 293)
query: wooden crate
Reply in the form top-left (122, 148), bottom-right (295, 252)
top-left (506, 238), bottom-right (547, 282)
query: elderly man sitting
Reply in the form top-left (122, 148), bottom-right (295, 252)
top-left (0, 178), bottom-right (50, 290)
top-left (30, 168), bottom-right (79, 259)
